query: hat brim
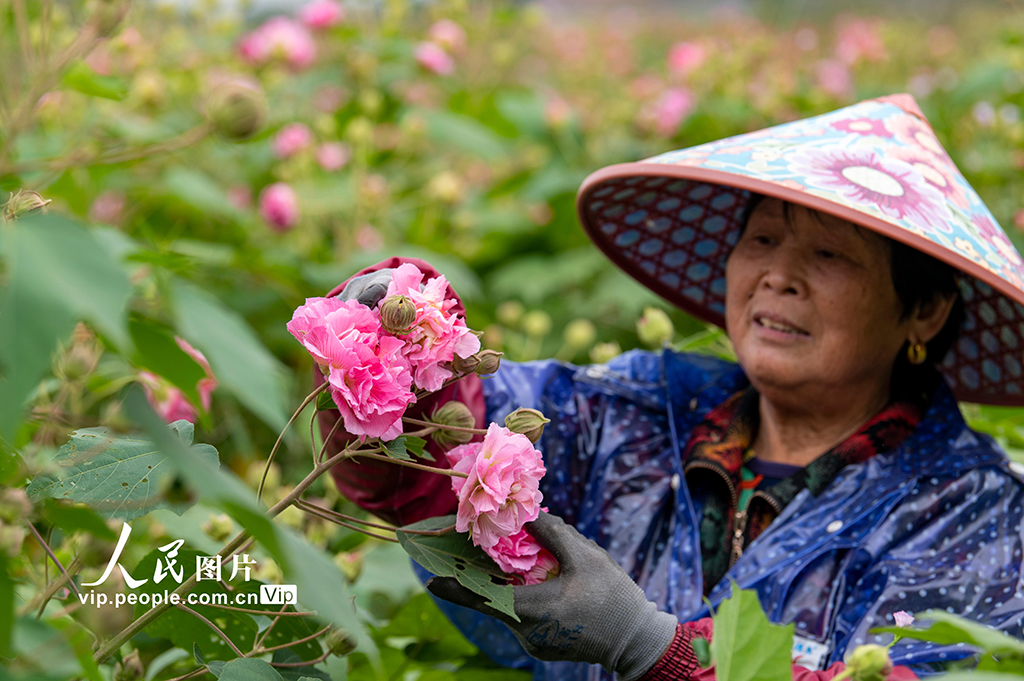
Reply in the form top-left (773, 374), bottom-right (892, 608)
top-left (578, 162), bottom-right (1024, 406)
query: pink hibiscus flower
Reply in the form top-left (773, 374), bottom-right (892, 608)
top-left (788, 145), bottom-right (952, 234)
top-left (239, 17), bottom-right (317, 70)
top-left (272, 123), bottom-right (314, 158)
top-left (138, 372), bottom-right (199, 424)
top-left (287, 297), bottom-right (415, 440)
top-left (447, 423), bottom-right (546, 549)
top-left (483, 528), bottom-right (559, 585)
top-left (175, 337), bottom-right (218, 411)
top-left (384, 263), bottom-right (481, 392)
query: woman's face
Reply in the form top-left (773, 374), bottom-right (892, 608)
top-left (725, 198), bottom-right (911, 402)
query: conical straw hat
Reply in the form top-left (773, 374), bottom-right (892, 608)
top-left (577, 94), bottom-right (1024, 406)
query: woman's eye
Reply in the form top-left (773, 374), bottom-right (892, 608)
top-left (816, 249), bottom-right (836, 259)
top-left (752, 235), bottom-right (772, 245)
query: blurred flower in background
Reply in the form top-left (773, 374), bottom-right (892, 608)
top-left (259, 182), bottom-right (301, 231)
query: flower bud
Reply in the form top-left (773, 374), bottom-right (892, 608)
top-left (845, 644), bottom-right (893, 681)
top-left (204, 78), bottom-right (267, 141)
top-left (637, 307), bottom-right (674, 348)
top-left (452, 352), bottom-right (481, 374)
top-left (201, 512), bottom-right (233, 542)
top-left (504, 407), bottom-right (550, 444)
top-left (91, 0), bottom-right (130, 37)
top-left (0, 489), bottom-right (31, 524)
top-left (475, 350), bottom-right (503, 376)
top-left (4, 189), bottom-right (52, 222)
top-left (379, 295), bottom-right (417, 335)
top-left (893, 611), bottom-right (914, 628)
top-left (324, 627), bottom-right (358, 657)
top-left (522, 310), bottom-right (552, 338)
top-left (496, 301), bottom-right (524, 327)
top-left (590, 341), bottom-right (621, 364)
top-left (563, 319), bottom-right (596, 350)
top-left (114, 649), bottom-right (145, 681)
top-left (429, 401), bottom-right (475, 448)
top-left (334, 550), bottom-right (363, 582)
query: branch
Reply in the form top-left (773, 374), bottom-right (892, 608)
top-left (175, 603), bottom-right (246, 658)
top-left (259, 382), bottom-right (329, 503)
top-left (296, 501), bottom-right (399, 543)
top-left (202, 602), bottom-right (315, 618)
top-left (294, 500), bottom-right (455, 536)
top-left (402, 416), bottom-right (487, 435)
top-left (270, 650), bottom-right (331, 668)
top-left (317, 415), bottom-right (343, 465)
top-left (26, 519), bottom-right (82, 599)
top-left (349, 451), bottom-right (469, 478)
top-left (257, 624), bottom-right (331, 654)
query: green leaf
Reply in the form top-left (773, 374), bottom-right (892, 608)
top-left (710, 584), bottom-right (794, 681)
top-left (134, 549), bottom-right (259, 662)
top-left (396, 515), bottom-right (517, 622)
top-left (144, 647), bottom-right (190, 681)
top-left (129, 315), bottom-right (207, 407)
top-left (40, 498), bottom-right (118, 541)
top-left (218, 658), bottom-right (286, 681)
top-left (172, 281), bottom-right (290, 431)
top-left (691, 636), bottom-right (712, 668)
top-left (404, 436), bottom-right (429, 460)
top-left (163, 167), bottom-right (244, 222)
top-left (384, 437), bottom-right (414, 461)
top-left (419, 111), bottom-right (510, 161)
top-left (379, 593), bottom-right (478, 661)
top-left (25, 420), bottom-right (219, 521)
top-left (0, 553), bottom-right (11, 658)
top-left (0, 213), bottom-right (132, 441)
top-left (272, 649), bottom-right (332, 680)
top-left (871, 609), bottom-right (1024, 657)
top-left (10, 616), bottom-right (85, 678)
top-left (315, 390), bottom-right (337, 412)
top-left (62, 61), bottom-right (129, 100)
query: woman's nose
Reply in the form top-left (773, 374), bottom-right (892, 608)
top-left (760, 250), bottom-right (807, 296)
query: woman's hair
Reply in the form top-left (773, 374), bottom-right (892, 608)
top-left (738, 194), bottom-right (965, 385)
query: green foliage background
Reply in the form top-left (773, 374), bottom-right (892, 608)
top-left (4, 0), bottom-right (1024, 679)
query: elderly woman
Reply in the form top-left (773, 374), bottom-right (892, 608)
top-left (323, 94), bottom-right (1024, 681)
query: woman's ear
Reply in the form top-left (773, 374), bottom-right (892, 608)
top-left (909, 293), bottom-right (958, 345)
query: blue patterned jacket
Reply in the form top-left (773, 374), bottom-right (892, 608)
top-left (417, 348), bottom-right (1024, 681)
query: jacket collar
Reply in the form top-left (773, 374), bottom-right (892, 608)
top-left (662, 349), bottom-right (1007, 480)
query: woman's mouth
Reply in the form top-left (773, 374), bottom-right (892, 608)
top-left (753, 315), bottom-right (810, 336)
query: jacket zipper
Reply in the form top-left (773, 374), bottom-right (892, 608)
top-left (731, 490), bottom-right (784, 565)
top-left (683, 460), bottom-right (743, 563)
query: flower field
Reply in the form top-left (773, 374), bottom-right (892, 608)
top-left (4, 0), bottom-right (1024, 679)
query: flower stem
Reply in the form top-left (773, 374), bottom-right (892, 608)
top-left (202, 602), bottom-right (316, 618)
top-left (295, 500), bottom-right (454, 536)
top-left (26, 519), bottom-right (82, 600)
top-left (349, 451), bottom-right (469, 477)
top-left (257, 624), bottom-right (331, 654)
top-left (402, 416), bottom-right (487, 435)
top-left (318, 415), bottom-right (344, 465)
top-left (259, 381), bottom-right (329, 504)
top-left (296, 500), bottom-right (399, 543)
top-left (175, 603), bottom-right (246, 658)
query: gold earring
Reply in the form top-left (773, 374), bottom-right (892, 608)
top-left (907, 342), bottom-right (927, 365)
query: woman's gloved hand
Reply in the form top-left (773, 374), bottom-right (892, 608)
top-left (426, 512), bottom-right (679, 681)
top-left (338, 268), bottom-right (394, 307)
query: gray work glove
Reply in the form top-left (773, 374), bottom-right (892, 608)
top-left (426, 512), bottom-right (679, 681)
top-left (337, 268), bottom-right (394, 307)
